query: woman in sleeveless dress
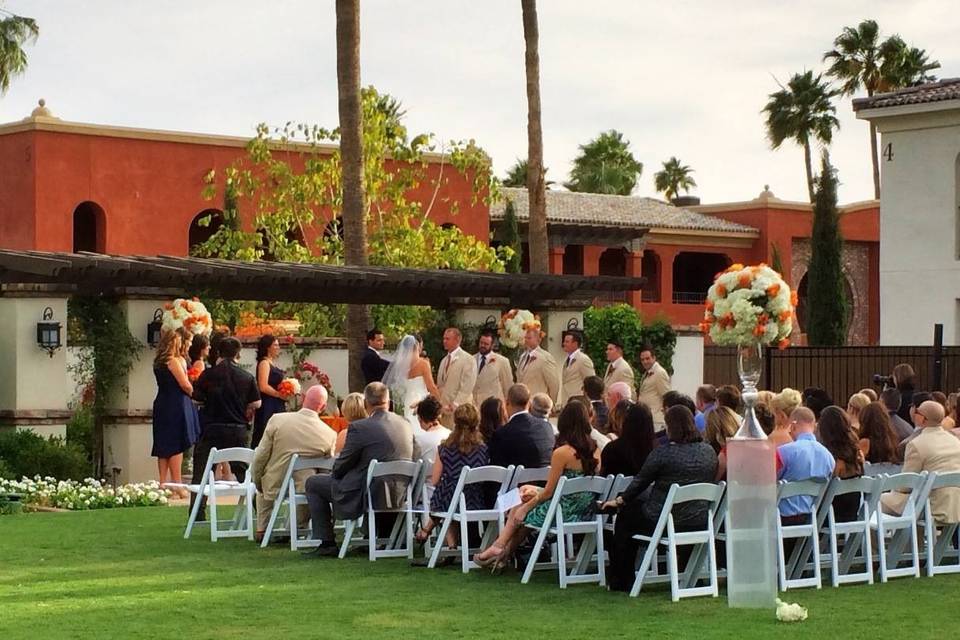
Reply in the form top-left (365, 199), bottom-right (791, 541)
top-left (382, 334), bottom-right (439, 427)
top-left (474, 401), bottom-right (599, 570)
top-left (253, 334), bottom-right (288, 448)
top-left (152, 328), bottom-right (200, 497)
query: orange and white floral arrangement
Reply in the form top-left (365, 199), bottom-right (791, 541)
top-left (700, 264), bottom-right (796, 349)
top-left (277, 377), bottom-right (301, 398)
top-left (498, 309), bottom-right (541, 349)
top-left (162, 298), bottom-right (213, 336)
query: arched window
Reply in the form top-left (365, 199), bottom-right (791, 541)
top-left (671, 252), bottom-right (731, 304)
top-left (188, 209), bottom-right (224, 255)
top-left (641, 250), bottom-right (661, 302)
top-left (596, 247), bottom-right (628, 304)
top-left (72, 201), bottom-right (105, 253)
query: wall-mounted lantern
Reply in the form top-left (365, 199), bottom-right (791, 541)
top-left (147, 308), bottom-right (164, 347)
top-left (36, 306), bottom-right (62, 357)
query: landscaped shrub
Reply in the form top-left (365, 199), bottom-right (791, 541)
top-left (583, 304), bottom-right (678, 374)
top-left (0, 430), bottom-right (91, 481)
top-left (65, 405), bottom-right (95, 463)
top-left (0, 457), bottom-right (13, 480)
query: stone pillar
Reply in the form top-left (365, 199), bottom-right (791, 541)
top-left (626, 239), bottom-right (644, 310)
top-left (0, 289), bottom-right (71, 438)
top-left (549, 246), bottom-right (565, 275)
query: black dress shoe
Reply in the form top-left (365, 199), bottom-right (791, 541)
top-left (301, 544), bottom-right (338, 558)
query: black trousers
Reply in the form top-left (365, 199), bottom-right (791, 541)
top-left (609, 501), bottom-right (658, 591)
top-left (305, 474), bottom-right (337, 542)
top-left (189, 423), bottom-right (249, 519)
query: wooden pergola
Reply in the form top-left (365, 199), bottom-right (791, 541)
top-left (0, 250), bottom-right (645, 307)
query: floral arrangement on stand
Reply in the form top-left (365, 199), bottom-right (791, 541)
top-left (0, 477), bottom-right (172, 511)
top-left (162, 297), bottom-right (213, 336)
top-left (700, 264), bottom-right (796, 348)
top-left (498, 309), bottom-right (541, 349)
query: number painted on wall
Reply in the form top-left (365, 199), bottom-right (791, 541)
top-left (883, 143), bottom-right (894, 162)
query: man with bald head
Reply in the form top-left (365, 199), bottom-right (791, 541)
top-left (252, 384), bottom-right (337, 540)
top-left (605, 381), bottom-right (633, 414)
top-left (775, 407), bottom-right (835, 524)
top-left (882, 400), bottom-right (960, 523)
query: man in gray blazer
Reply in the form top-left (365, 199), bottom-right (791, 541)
top-left (303, 382), bottom-right (415, 556)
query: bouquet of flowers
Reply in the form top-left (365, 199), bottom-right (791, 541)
top-left (187, 362), bottom-right (204, 382)
top-left (277, 378), bottom-right (301, 398)
top-left (498, 309), bottom-right (541, 349)
top-left (700, 264), bottom-right (796, 349)
top-left (162, 298), bottom-right (213, 336)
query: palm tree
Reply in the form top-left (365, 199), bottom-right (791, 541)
top-left (0, 10), bottom-right (39, 95)
top-left (564, 130), bottom-right (643, 195)
top-left (654, 157), bottom-right (697, 202)
top-left (503, 158), bottom-right (553, 189)
top-left (824, 19), bottom-right (940, 199)
top-left (762, 71), bottom-right (839, 202)
top-left (521, 0), bottom-right (549, 274)
top-left (335, 0), bottom-right (369, 391)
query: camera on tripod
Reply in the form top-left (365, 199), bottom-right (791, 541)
top-left (872, 373), bottom-right (894, 387)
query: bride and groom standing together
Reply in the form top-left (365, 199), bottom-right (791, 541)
top-left (380, 328), bottom-right (477, 429)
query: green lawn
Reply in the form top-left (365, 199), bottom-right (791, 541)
top-left (1, 507), bottom-right (958, 639)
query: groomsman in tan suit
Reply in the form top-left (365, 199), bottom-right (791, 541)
top-left (436, 327), bottom-right (478, 427)
top-left (516, 328), bottom-right (559, 403)
top-left (637, 343), bottom-right (671, 426)
top-left (558, 330), bottom-right (595, 408)
top-left (473, 330), bottom-right (514, 405)
top-left (602, 340), bottom-right (635, 391)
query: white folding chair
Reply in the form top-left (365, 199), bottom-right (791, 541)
top-left (183, 447), bottom-right (256, 541)
top-left (920, 471), bottom-right (960, 576)
top-left (630, 482), bottom-right (726, 601)
top-left (776, 478), bottom-right (828, 590)
top-left (869, 471), bottom-right (927, 582)
top-left (520, 475), bottom-right (613, 588)
top-left (427, 465), bottom-right (514, 572)
top-left (508, 465), bottom-right (550, 490)
top-left (338, 459), bottom-right (421, 561)
top-left (681, 480), bottom-right (729, 589)
top-left (863, 462), bottom-right (902, 477)
top-left (818, 475), bottom-right (879, 586)
top-left (260, 454), bottom-right (335, 549)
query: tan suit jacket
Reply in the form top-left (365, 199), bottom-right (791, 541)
top-left (637, 361), bottom-right (671, 425)
top-left (559, 350), bottom-right (595, 407)
top-left (437, 346), bottom-right (478, 425)
top-left (251, 408), bottom-right (337, 501)
top-left (602, 357), bottom-right (635, 391)
top-left (516, 347), bottom-right (559, 402)
top-left (881, 426), bottom-right (960, 524)
top-left (473, 351), bottom-right (514, 405)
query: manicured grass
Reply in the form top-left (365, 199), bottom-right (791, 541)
top-left (1, 506), bottom-right (958, 639)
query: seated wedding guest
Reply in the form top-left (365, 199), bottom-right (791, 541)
top-left (415, 404), bottom-right (489, 546)
top-left (707, 406), bottom-right (739, 480)
top-left (478, 396), bottom-right (507, 444)
top-left (846, 392), bottom-right (871, 433)
top-left (303, 382), bottom-right (414, 557)
top-left (946, 392), bottom-right (958, 431)
top-left (858, 402), bottom-right (902, 464)
top-left (334, 392), bottom-right (368, 455)
top-left (882, 401), bottom-right (960, 523)
top-left (604, 405), bottom-right (717, 592)
top-left (694, 384), bottom-right (717, 433)
top-left (601, 402), bottom-right (656, 477)
top-left (413, 396), bottom-right (450, 465)
top-left (530, 392), bottom-right (554, 422)
top-left (605, 381), bottom-right (633, 415)
top-left (583, 376), bottom-right (609, 433)
top-left (776, 407), bottom-right (835, 525)
top-left (898, 391), bottom-right (933, 456)
top-left (251, 385), bottom-right (336, 542)
top-left (755, 402), bottom-right (776, 435)
top-left (663, 391), bottom-right (697, 416)
top-left (607, 399), bottom-right (633, 439)
top-left (716, 385), bottom-right (741, 413)
top-left (568, 395), bottom-right (611, 450)
top-left (858, 387), bottom-right (878, 402)
top-left (488, 384), bottom-right (554, 470)
top-left (880, 387), bottom-right (915, 441)
top-left (816, 406), bottom-right (864, 522)
top-left (474, 401), bottom-right (599, 571)
top-left (932, 391), bottom-right (949, 420)
top-left (769, 388), bottom-right (802, 447)
top-left (802, 387), bottom-right (833, 420)
top-left (757, 390), bottom-right (776, 408)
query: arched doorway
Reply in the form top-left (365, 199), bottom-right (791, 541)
top-left (72, 202), bottom-right (105, 253)
top-left (641, 250), bottom-right (661, 302)
top-left (671, 252), bottom-right (730, 304)
top-left (188, 209), bottom-right (224, 255)
top-left (597, 247), bottom-right (627, 304)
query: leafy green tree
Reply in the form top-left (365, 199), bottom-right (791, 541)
top-left (770, 242), bottom-right (784, 276)
top-left (805, 154), bottom-right (847, 346)
top-left (762, 71), bottom-right (839, 202)
top-left (496, 198), bottom-right (523, 273)
top-left (565, 130), bottom-right (643, 195)
top-left (522, 0), bottom-right (549, 274)
top-left (503, 158), bottom-right (553, 189)
top-left (0, 9), bottom-right (38, 95)
top-left (823, 19), bottom-right (940, 199)
top-left (653, 157), bottom-right (697, 201)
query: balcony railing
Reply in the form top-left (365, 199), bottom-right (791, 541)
top-left (672, 290), bottom-right (708, 305)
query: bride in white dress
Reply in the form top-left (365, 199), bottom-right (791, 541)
top-left (382, 334), bottom-right (440, 428)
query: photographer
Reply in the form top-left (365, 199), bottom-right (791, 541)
top-left (874, 363), bottom-right (916, 426)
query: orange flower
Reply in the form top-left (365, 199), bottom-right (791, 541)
top-left (164, 302), bottom-right (174, 310)
top-left (705, 300), bottom-right (714, 312)
top-left (187, 363), bottom-right (204, 382)
top-left (737, 273), bottom-right (752, 288)
top-left (766, 283), bottom-right (780, 297)
top-left (699, 321), bottom-right (712, 334)
top-left (753, 324), bottom-right (766, 337)
top-left (778, 338), bottom-right (791, 350)
top-left (727, 263), bottom-right (744, 273)
top-left (179, 300), bottom-right (191, 310)
top-left (716, 284), bottom-right (727, 297)
top-left (779, 310), bottom-right (792, 323)
top-left (790, 291), bottom-right (799, 307)
top-left (277, 380), bottom-right (296, 397)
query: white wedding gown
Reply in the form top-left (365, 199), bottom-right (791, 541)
top-left (398, 375), bottom-right (429, 429)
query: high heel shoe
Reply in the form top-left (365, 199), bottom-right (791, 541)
top-left (473, 545), bottom-right (503, 568)
top-left (490, 556), bottom-right (510, 575)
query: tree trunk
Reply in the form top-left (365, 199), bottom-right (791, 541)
top-left (869, 121), bottom-right (881, 200)
top-left (803, 141), bottom-right (815, 202)
top-left (336, 0), bottom-right (370, 392)
top-left (522, 0), bottom-right (549, 274)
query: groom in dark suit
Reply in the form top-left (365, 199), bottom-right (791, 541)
top-left (361, 329), bottom-right (390, 385)
top-left (303, 382), bottom-right (414, 555)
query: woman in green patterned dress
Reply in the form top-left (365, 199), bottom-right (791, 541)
top-left (474, 400), bottom-right (600, 569)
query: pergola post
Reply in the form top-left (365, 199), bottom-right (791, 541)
top-left (626, 239), bottom-right (645, 310)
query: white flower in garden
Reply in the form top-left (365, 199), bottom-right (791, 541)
top-left (775, 598), bottom-right (808, 622)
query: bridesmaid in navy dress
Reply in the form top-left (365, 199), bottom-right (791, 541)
top-left (152, 328), bottom-right (201, 496)
top-left (252, 334), bottom-right (287, 448)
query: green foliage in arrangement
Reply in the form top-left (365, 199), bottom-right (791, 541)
top-left (583, 304), bottom-right (677, 375)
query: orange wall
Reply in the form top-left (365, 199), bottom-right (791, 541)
top-left (0, 131), bottom-right (37, 249)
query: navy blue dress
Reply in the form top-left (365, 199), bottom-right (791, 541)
top-left (252, 363), bottom-right (285, 448)
top-left (152, 363), bottom-right (201, 457)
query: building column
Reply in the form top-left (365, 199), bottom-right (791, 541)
top-left (626, 240), bottom-right (644, 310)
top-left (549, 245), bottom-right (565, 275)
top-left (582, 246), bottom-right (602, 276)
top-left (0, 288), bottom-right (71, 439)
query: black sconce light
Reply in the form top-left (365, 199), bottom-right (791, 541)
top-left (566, 318), bottom-right (580, 331)
top-left (36, 306), bottom-right (62, 357)
top-left (147, 308), bottom-right (164, 347)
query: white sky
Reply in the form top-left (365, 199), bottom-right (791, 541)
top-left (2, 0), bottom-right (957, 204)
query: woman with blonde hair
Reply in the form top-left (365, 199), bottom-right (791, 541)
top-left (152, 328), bottom-right (200, 496)
top-left (334, 392), bottom-right (368, 455)
top-left (846, 392), bottom-right (871, 433)
top-left (706, 406), bottom-right (739, 480)
top-left (769, 387), bottom-right (802, 447)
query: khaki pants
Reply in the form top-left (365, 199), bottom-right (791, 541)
top-left (256, 494), bottom-right (310, 533)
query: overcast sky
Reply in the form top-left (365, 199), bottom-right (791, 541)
top-left (2, 1), bottom-right (957, 204)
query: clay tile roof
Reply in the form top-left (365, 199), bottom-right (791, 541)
top-left (490, 187), bottom-right (757, 234)
top-left (853, 78), bottom-right (960, 111)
